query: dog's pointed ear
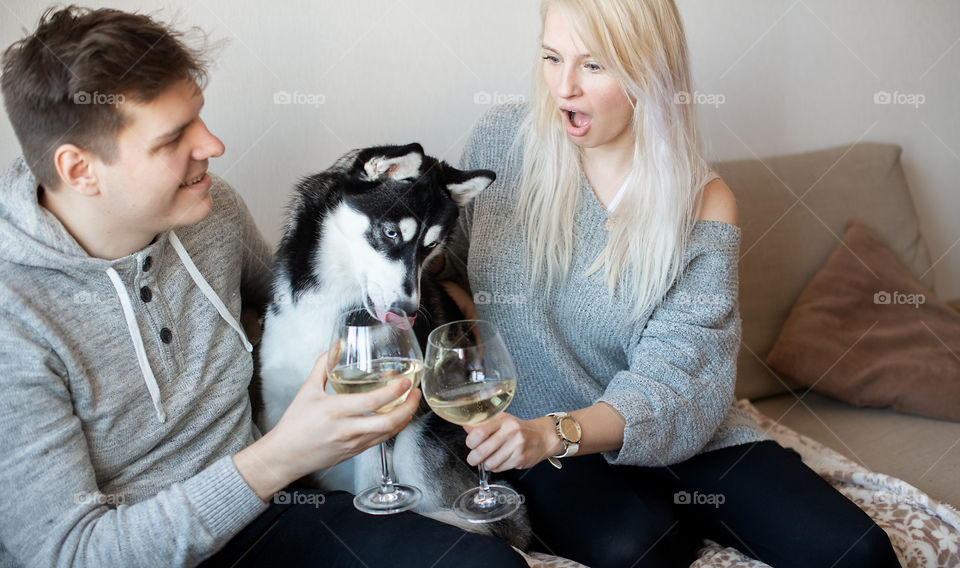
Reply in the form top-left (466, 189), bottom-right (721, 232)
top-left (359, 143), bottom-right (425, 182)
top-left (445, 168), bottom-right (496, 207)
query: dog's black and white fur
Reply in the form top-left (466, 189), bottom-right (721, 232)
top-left (257, 143), bottom-right (531, 549)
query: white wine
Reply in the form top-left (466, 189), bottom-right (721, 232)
top-left (427, 380), bottom-right (517, 426)
top-left (329, 357), bottom-right (423, 413)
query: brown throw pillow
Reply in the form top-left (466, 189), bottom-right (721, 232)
top-left (765, 220), bottom-right (960, 421)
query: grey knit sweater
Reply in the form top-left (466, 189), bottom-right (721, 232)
top-left (445, 103), bottom-right (768, 466)
top-left (0, 157), bottom-right (274, 567)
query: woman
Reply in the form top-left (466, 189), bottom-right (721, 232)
top-left (438, 1), bottom-right (902, 566)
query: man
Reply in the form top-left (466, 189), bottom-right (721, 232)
top-left (0, 7), bottom-right (525, 567)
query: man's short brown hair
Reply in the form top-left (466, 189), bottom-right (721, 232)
top-left (1, 6), bottom-right (209, 189)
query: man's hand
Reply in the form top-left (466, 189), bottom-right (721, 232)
top-left (234, 352), bottom-right (421, 501)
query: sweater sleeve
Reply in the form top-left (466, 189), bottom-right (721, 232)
top-left (0, 315), bottom-right (268, 568)
top-left (598, 221), bottom-right (742, 467)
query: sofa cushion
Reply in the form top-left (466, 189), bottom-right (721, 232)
top-left (713, 143), bottom-right (934, 400)
top-left (753, 391), bottom-right (960, 507)
top-left (764, 220), bottom-right (960, 421)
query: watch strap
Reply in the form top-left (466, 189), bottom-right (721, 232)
top-left (547, 412), bottom-right (581, 469)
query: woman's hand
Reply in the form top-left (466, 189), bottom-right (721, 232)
top-left (462, 403), bottom-right (627, 473)
top-left (234, 352), bottom-right (421, 501)
top-left (462, 413), bottom-right (562, 472)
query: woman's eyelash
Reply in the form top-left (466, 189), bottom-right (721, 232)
top-left (541, 54), bottom-right (602, 71)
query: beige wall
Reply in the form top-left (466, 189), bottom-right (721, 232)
top-left (1, 0), bottom-right (957, 298)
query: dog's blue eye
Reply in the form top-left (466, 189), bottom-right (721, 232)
top-left (424, 241), bottom-right (439, 249)
top-left (382, 227), bottom-right (398, 240)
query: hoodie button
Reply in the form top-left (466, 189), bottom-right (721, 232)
top-left (142, 256), bottom-right (153, 272)
top-left (140, 286), bottom-right (152, 303)
top-left (160, 328), bottom-right (173, 344)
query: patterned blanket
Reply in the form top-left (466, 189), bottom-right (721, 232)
top-left (518, 400), bottom-right (960, 568)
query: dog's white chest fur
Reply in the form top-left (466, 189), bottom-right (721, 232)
top-left (258, 287), bottom-right (357, 491)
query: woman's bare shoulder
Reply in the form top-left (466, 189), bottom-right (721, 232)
top-left (697, 177), bottom-right (739, 227)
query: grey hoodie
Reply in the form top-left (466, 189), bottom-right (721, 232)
top-left (0, 157), bottom-right (274, 567)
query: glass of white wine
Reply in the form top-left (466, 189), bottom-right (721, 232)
top-left (326, 307), bottom-right (423, 514)
top-left (422, 319), bottom-right (521, 523)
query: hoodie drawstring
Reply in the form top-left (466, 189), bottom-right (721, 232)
top-left (169, 231), bottom-right (253, 353)
top-left (107, 231), bottom-right (255, 424)
top-left (106, 267), bottom-right (167, 423)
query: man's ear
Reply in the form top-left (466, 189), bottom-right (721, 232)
top-left (445, 168), bottom-right (496, 207)
top-left (53, 144), bottom-right (100, 196)
top-left (358, 143), bottom-right (425, 182)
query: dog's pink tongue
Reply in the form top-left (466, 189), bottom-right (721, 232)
top-left (384, 311), bottom-right (416, 329)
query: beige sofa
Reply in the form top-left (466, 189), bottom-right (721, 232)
top-left (714, 143), bottom-right (960, 507)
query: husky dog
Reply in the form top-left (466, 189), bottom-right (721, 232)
top-left (258, 143), bottom-right (531, 549)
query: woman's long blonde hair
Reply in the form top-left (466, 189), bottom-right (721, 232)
top-left (516, 0), bottom-right (714, 320)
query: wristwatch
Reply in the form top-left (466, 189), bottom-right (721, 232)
top-left (546, 412), bottom-right (582, 469)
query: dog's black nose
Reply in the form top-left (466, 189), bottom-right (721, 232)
top-left (390, 301), bottom-right (418, 317)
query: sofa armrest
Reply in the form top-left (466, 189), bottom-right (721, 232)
top-left (949, 298), bottom-right (960, 312)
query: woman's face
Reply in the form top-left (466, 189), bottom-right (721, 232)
top-left (541, 6), bottom-right (635, 154)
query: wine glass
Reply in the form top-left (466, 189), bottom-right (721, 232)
top-left (422, 319), bottom-right (521, 523)
top-left (326, 307), bottom-right (423, 514)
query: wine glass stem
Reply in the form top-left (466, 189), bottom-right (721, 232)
top-left (378, 443), bottom-right (397, 495)
top-left (476, 463), bottom-right (494, 506)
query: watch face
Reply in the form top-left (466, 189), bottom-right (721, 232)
top-left (559, 417), bottom-right (581, 442)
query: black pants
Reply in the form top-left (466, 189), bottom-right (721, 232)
top-left (199, 489), bottom-right (527, 568)
top-left (505, 441), bottom-right (901, 568)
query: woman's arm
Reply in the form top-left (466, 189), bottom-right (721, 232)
top-left (462, 181), bottom-right (741, 471)
top-left (598, 180), bottom-right (741, 466)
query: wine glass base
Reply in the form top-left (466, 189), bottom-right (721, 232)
top-left (453, 484), bottom-right (522, 523)
top-left (354, 484), bottom-right (422, 515)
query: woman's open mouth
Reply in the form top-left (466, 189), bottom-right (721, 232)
top-left (562, 108), bottom-right (592, 137)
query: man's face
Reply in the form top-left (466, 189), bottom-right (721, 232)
top-left (91, 79), bottom-right (225, 238)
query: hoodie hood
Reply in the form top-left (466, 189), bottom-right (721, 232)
top-left (0, 157), bottom-right (109, 273)
top-left (0, 156), bottom-right (252, 423)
